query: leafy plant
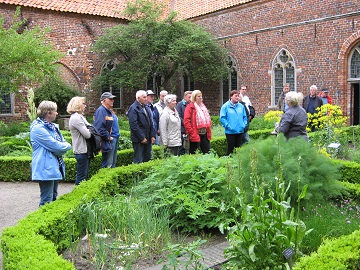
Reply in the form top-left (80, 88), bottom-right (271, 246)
top-left (34, 77), bottom-right (79, 115)
top-left (159, 239), bottom-right (207, 270)
top-left (232, 135), bottom-right (344, 207)
top-left (131, 154), bottom-right (234, 233)
top-left (223, 143), bottom-right (312, 269)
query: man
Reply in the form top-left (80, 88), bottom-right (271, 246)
top-left (277, 83), bottom-right (291, 112)
top-left (94, 92), bottom-right (116, 168)
top-left (303, 85), bottom-right (323, 114)
top-left (128, 90), bottom-right (156, 163)
top-left (154, 90), bottom-right (168, 116)
top-left (239, 85), bottom-right (254, 142)
top-left (176, 91), bottom-right (192, 155)
top-left (146, 90), bottom-right (160, 145)
top-left (318, 88), bottom-right (333, 105)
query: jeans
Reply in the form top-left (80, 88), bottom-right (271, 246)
top-left (132, 142), bottom-right (152, 164)
top-left (109, 137), bottom-right (119, 168)
top-left (74, 153), bottom-right (90, 185)
top-left (178, 134), bottom-right (187, 155)
top-left (39, 180), bottom-right (59, 207)
top-left (101, 151), bottom-right (112, 168)
top-left (189, 134), bottom-right (210, 154)
top-left (225, 133), bottom-right (245, 155)
top-left (243, 131), bottom-right (250, 143)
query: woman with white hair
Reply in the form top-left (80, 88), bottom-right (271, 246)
top-left (159, 94), bottom-right (182, 155)
top-left (277, 91), bottom-right (309, 141)
top-left (30, 101), bottom-right (72, 206)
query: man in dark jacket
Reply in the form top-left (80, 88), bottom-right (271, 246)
top-left (303, 84), bottom-right (323, 114)
top-left (175, 91), bottom-right (192, 155)
top-left (94, 91), bottom-right (115, 168)
top-left (128, 90), bottom-right (156, 163)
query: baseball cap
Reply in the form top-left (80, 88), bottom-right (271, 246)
top-left (146, 90), bottom-right (155, 96)
top-left (100, 92), bottom-right (116, 101)
top-left (322, 88), bottom-right (329, 93)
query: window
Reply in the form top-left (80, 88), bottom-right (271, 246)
top-left (222, 56), bottom-right (237, 104)
top-left (271, 49), bottom-right (296, 107)
top-left (350, 44), bottom-right (360, 79)
top-left (102, 60), bottom-right (123, 109)
top-left (146, 74), bottom-right (162, 95)
top-left (0, 92), bottom-right (13, 115)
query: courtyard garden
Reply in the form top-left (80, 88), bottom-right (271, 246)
top-left (2, 104), bottom-right (360, 269)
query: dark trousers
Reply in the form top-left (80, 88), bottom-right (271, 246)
top-left (189, 134), bottom-right (210, 154)
top-left (132, 142), bottom-right (152, 164)
top-left (74, 153), bottom-right (90, 185)
top-left (226, 133), bottom-right (245, 155)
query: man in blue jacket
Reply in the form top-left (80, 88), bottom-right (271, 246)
top-left (94, 92), bottom-right (115, 168)
top-left (128, 90), bottom-right (156, 163)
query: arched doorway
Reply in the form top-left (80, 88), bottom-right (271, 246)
top-left (349, 43), bottom-right (360, 125)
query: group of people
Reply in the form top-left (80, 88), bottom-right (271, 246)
top-left (274, 84), bottom-right (333, 141)
top-left (30, 83), bottom-right (327, 206)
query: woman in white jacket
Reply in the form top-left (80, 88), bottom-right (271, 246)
top-left (159, 94), bottom-right (182, 156)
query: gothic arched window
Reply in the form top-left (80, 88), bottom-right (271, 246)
top-left (350, 44), bottom-right (360, 79)
top-left (272, 49), bottom-right (296, 106)
top-left (222, 56), bottom-right (237, 104)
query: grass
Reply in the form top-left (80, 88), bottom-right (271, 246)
top-left (300, 197), bottom-right (360, 254)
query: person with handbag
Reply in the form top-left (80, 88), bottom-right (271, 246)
top-left (184, 90), bottom-right (212, 154)
top-left (67, 96), bottom-right (92, 185)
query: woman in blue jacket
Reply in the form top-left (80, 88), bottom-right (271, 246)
top-left (30, 101), bottom-right (72, 206)
top-left (220, 90), bottom-right (248, 155)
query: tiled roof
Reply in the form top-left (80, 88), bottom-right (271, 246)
top-left (0, 0), bottom-right (253, 20)
top-left (0, 0), bottom-right (129, 19)
top-left (171, 0), bottom-right (253, 20)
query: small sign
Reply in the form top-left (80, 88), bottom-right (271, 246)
top-left (282, 247), bottom-right (295, 259)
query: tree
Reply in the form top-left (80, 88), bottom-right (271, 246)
top-left (0, 7), bottom-right (62, 95)
top-left (92, 0), bottom-right (228, 91)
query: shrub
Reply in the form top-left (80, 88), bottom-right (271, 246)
top-left (232, 135), bottom-right (344, 207)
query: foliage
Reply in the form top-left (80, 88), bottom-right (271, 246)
top-left (160, 239), bottom-right (207, 270)
top-left (0, 7), bottom-right (62, 95)
top-left (26, 88), bottom-right (37, 122)
top-left (223, 148), bottom-right (311, 269)
top-left (232, 135), bottom-right (344, 207)
top-left (307, 104), bottom-right (347, 132)
top-left (264, 110), bottom-right (284, 123)
top-left (0, 121), bottom-right (29, 136)
top-left (92, 0), bottom-right (228, 91)
top-left (33, 77), bottom-right (80, 115)
top-left (70, 194), bottom-right (172, 268)
top-left (300, 196), bottom-right (360, 255)
top-left (131, 154), bottom-right (234, 233)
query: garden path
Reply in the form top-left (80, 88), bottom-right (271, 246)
top-left (0, 181), bottom-right (74, 269)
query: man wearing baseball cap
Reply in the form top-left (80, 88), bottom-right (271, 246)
top-left (94, 91), bottom-right (116, 168)
top-left (318, 88), bottom-right (332, 105)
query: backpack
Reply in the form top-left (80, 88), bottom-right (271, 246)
top-left (86, 125), bottom-right (102, 159)
top-left (248, 105), bottom-right (256, 122)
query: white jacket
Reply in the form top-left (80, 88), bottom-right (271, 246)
top-left (159, 106), bottom-right (182, 147)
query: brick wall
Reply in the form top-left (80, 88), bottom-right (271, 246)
top-left (190, 0), bottom-right (360, 118)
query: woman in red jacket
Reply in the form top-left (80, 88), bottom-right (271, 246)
top-left (184, 90), bottom-right (212, 154)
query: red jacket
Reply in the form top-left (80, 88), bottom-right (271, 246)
top-left (184, 102), bottom-right (212, 142)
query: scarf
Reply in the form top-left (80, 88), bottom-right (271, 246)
top-left (38, 117), bottom-right (65, 169)
top-left (194, 102), bottom-right (211, 129)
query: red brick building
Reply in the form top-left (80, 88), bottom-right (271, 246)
top-left (1, 0), bottom-right (360, 124)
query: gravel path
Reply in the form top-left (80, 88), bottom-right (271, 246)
top-left (0, 181), bottom-right (74, 269)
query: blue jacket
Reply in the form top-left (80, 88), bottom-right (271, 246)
top-left (94, 105), bottom-right (114, 152)
top-left (128, 100), bottom-right (156, 143)
top-left (220, 101), bottom-right (248, 134)
top-left (30, 119), bottom-right (72, 181)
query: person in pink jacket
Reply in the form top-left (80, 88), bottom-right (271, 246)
top-left (184, 90), bottom-right (212, 154)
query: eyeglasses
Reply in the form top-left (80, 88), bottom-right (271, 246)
top-left (82, 103), bottom-right (87, 106)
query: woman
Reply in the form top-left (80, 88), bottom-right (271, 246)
top-left (220, 90), bottom-right (248, 155)
top-left (67, 96), bottom-right (92, 185)
top-left (159, 94), bottom-right (182, 156)
top-left (184, 90), bottom-right (212, 154)
top-left (277, 91), bottom-right (309, 141)
top-left (30, 101), bottom-right (72, 206)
